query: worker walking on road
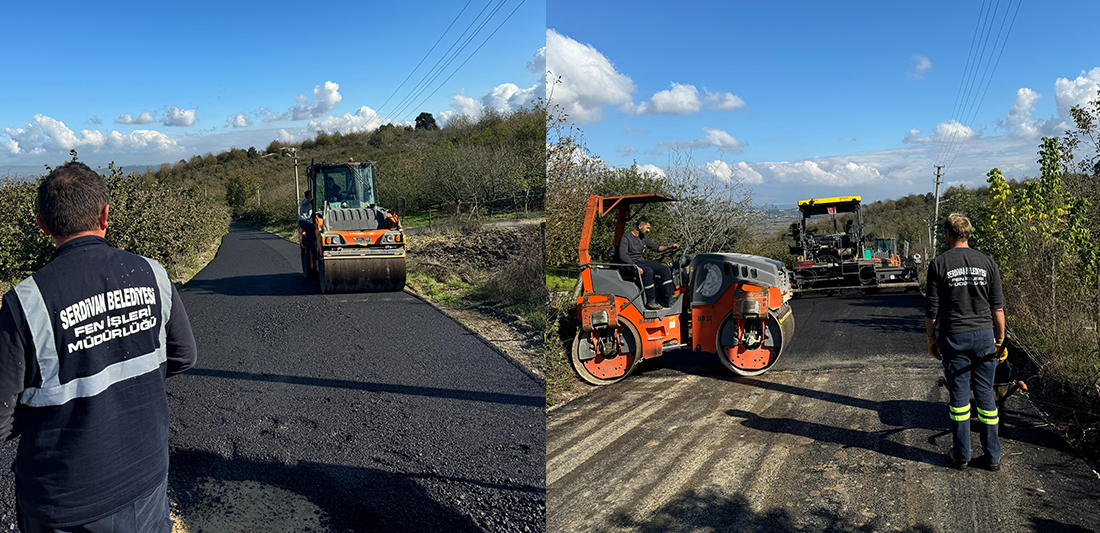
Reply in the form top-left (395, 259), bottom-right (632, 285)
top-left (617, 216), bottom-right (679, 310)
top-left (925, 213), bottom-right (1007, 471)
top-left (0, 162), bottom-right (197, 532)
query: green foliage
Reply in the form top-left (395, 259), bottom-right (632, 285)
top-left (224, 170), bottom-right (259, 211)
top-left (142, 105), bottom-right (544, 229)
top-left (415, 112), bottom-right (439, 131)
top-left (0, 178), bottom-right (53, 283)
top-left (0, 159), bottom-right (229, 284)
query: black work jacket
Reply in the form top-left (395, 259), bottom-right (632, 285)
top-left (0, 236), bottom-right (196, 527)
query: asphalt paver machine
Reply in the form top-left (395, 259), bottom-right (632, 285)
top-left (786, 196), bottom-right (917, 293)
top-left (571, 194), bottom-right (796, 384)
top-left (300, 159), bottom-right (406, 293)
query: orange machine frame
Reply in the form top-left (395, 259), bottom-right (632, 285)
top-left (574, 194), bottom-right (684, 382)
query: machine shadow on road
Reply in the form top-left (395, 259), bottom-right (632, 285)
top-left (183, 272), bottom-right (318, 297)
top-left (168, 447), bottom-right (493, 533)
top-left (600, 485), bottom-right (936, 533)
top-left (721, 377), bottom-right (1075, 465)
top-left (184, 368), bottom-right (544, 407)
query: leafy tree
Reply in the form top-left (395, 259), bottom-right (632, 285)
top-left (415, 112), bottom-right (439, 131)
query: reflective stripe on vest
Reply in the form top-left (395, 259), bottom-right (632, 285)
top-left (977, 406), bottom-right (999, 425)
top-left (16, 257), bottom-right (172, 408)
top-left (949, 403), bottom-right (970, 422)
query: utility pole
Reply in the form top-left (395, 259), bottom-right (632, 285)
top-left (283, 147), bottom-right (300, 203)
top-left (931, 165), bottom-right (944, 255)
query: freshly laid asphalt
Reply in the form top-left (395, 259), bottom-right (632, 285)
top-left (548, 292), bottom-right (1100, 532)
top-left (0, 222), bottom-right (545, 532)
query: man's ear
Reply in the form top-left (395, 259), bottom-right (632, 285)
top-left (36, 215), bottom-right (52, 236)
top-left (99, 204), bottom-right (110, 230)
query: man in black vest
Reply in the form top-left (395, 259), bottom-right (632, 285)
top-left (0, 162), bottom-right (197, 532)
top-left (618, 216), bottom-right (679, 310)
top-left (925, 213), bottom-right (1006, 471)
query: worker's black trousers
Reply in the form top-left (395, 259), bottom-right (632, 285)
top-left (941, 328), bottom-right (1000, 465)
top-left (637, 260), bottom-right (673, 304)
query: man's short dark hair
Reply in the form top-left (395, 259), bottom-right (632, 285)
top-left (636, 216), bottom-right (651, 228)
top-left (37, 162), bottom-right (109, 238)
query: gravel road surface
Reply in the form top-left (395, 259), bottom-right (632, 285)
top-left (0, 222), bottom-right (545, 532)
top-left (548, 292), bottom-right (1100, 532)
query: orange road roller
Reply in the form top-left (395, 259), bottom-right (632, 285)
top-left (300, 159), bottom-right (406, 293)
top-left (570, 194), bottom-right (796, 385)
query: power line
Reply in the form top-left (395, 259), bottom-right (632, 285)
top-left (400, 0), bottom-right (528, 123)
top-left (387, 0), bottom-right (502, 121)
top-left (939, 0), bottom-right (1022, 170)
top-left (375, 0), bottom-right (474, 117)
top-left (934, 0), bottom-right (989, 166)
top-left (391, 0), bottom-right (510, 122)
top-left (936, 0), bottom-right (1002, 167)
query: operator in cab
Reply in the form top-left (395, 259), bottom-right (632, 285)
top-left (617, 216), bottom-right (679, 310)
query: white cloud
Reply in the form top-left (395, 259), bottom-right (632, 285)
top-left (442, 80), bottom-right (539, 121)
top-left (546, 29), bottom-right (635, 124)
top-left (616, 146), bottom-right (638, 157)
top-left (659, 127), bottom-right (747, 154)
top-left (625, 83), bottom-right (702, 115)
top-left (161, 105), bottom-right (196, 127)
top-left (450, 94), bottom-right (483, 117)
top-left (705, 160), bottom-right (733, 181)
top-left (909, 55), bottom-right (932, 80)
top-left (307, 106), bottom-right (388, 134)
top-left (482, 83), bottom-right (537, 112)
top-left (227, 112), bottom-right (252, 129)
top-left (527, 46), bottom-right (546, 79)
top-left (1003, 87), bottom-right (1042, 138)
top-left (748, 160), bottom-right (884, 187)
top-left (902, 120), bottom-right (976, 144)
top-left (278, 129), bottom-right (298, 144)
top-left (116, 111), bottom-right (156, 125)
top-left (2, 114), bottom-right (179, 155)
top-left (703, 90), bottom-right (746, 111)
top-left (636, 164), bottom-right (665, 178)
top-left (1053, 67), bottom-right (1100, 119)
top-left (264, 81), bottom-right (343, 122)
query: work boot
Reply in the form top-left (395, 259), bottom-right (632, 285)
top-left (946, 454), bottom-right (968, 471)
top-left (645, 301), bottom-right (662, 310)
top-left (976, 455), bottom-right (1000, 471)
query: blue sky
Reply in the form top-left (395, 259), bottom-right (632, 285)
top-left (547, 0), bottom-right (1100, 205)
top-left (1, 0), bottom-right (544, 172)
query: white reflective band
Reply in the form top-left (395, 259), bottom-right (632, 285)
top-left (662, 280), bottom-right (673, 285)
top-left (14, 278), bottom-right (60, 389)
top-left (19, 347), bottom-right (166, 407)
top-left (15, 257), bottom-right (172, 408)
top-left (644, 284), bottom-right (655, 289)
top-left (147, 257), bottom-right (173, 350)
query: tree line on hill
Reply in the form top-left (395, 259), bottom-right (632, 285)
top-left (152, 106), bottom-right (545, 228)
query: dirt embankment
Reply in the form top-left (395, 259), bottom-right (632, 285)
top-left (406, 224), bottom-right (546, 381)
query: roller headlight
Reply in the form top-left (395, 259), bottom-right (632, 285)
top-left (380, 231), bottom-right (403, 244)
top-left (697, 263), bottom-right (723, 298)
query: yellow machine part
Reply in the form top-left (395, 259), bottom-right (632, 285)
top-left (319, 255), bottom-right (406, 293)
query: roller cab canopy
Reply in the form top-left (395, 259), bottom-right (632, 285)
top-left (578, 194), bottom-right (676, 265)
top-left (798, 196), bottom-right (862, 217)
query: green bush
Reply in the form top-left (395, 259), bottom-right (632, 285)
top-left (0, 162), bottom-right (229, 285)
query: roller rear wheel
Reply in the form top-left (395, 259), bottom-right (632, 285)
top-left (571, 319), bottom-right (641, 385)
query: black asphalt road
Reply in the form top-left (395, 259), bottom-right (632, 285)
top-left (0, 223), bottom-right (545, 532)
top-left (548, 292), bottom-right (1100, 532)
